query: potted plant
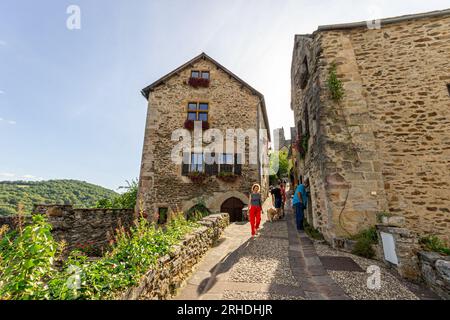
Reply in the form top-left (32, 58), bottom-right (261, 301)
top-left (188, 77), bottom-right (210, 88)
top-left (217, 172), bottom-right (238, 182)
top-left (184, 119), bottom-right (210, 130)
top-left (187, 172), bottom-right (209, 184)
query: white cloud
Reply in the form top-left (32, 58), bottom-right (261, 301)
top-left (0, 90), bottom-right (4, 94)
top-left (0, 118), bottom-right (3, 121)
top-left (8, 120), bottom-right (16, 125)
top-left (0, 40), bottom-right (6, 46)
top-left (0, 172), bottom-right (15, 178)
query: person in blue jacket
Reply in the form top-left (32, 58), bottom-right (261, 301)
top-left (292, 178), bottom-right (309, 231)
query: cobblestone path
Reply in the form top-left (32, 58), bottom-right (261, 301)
top-left (174, 199), bottom-right (349, 300)
top-left (173, 195), bottom-right (437, 300)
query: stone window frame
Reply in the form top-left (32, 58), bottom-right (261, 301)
top-left (187, 101), bottom-right (209, 122)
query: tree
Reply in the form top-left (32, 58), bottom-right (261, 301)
top-left (269, 151), bottom-right (289, 184)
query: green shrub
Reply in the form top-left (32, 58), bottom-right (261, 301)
top-left (0, 215), bottom-right (64, 300)
top-left (420, 235), bottom-right (450, 256)
top-left (95, 179), bottom-right (138, 210)
top-left (186, 202), bottom-right (210, 222)
top-left (350, 226), bottom-right (378, 259)
top-left (0, 211), bottom-right (198, 300)
top-left (352, 237), bottom-right (376, 259)
top-left (303, 220), bottom-right (324, 240)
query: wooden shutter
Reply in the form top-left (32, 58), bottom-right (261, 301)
top-left (182, 152), bottom-right (190, 176)
top-left (234, 154), bottom-right (242, 175)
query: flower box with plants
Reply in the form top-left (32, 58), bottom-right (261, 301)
top-left (216, 172), bottom-right (238, 182)
top-left (184, 119), bottom-right (210, 131)
top-left (187, 171), bottom-right (209, 184)
top-left (293, 134), bottom-right (309, 159)
top-left (188, 77), bottom-right (210, 88)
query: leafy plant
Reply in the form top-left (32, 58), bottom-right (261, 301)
top-left (186, 201), bottom-right (210, 222)
top-left (326, 62), bottom-right (344, 102)
top-left (95, 179), bottom-right (138, 210)
top-left (303, 220), bottom-right (324, 240)
top-left (0, 214), bottom-right (64, 300)
top-left (420, 235), bottom-right (450, 256)
top-left (350, 227), bottom-right (378, 259)
top-left (187, 172), bottom-right (209, 184)
top-left (376, 211), bottom-right (392, 223)
top-left (0, 209), bottom-right (199, 300)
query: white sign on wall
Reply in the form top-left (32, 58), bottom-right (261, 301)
top-left (380, 232), bottom-right (398, 265)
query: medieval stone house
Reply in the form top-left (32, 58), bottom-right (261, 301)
top-left (138, 53), bottom-right (270, 222)
top-left (291, 9), bottom-right (450, 244)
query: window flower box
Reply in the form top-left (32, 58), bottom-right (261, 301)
top-left (184, 119), bottom-right (209, 130)
top-left (188, 77), bottom-right (210, 88)
top-left (187, 172), bottom-right (209, 184)
top-left (217, 172), bottom-right (239, 183)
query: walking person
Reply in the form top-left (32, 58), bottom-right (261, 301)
top-left (293, 178), bottom-right (309, 231)
top-left (248, 183), bottom-right (262, 237)
top-left (280, 181), bottom-right (287, 218)
top-left (271, 181), bottom-right (283, 218)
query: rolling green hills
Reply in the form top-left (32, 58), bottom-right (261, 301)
top-left (0, 180), bottom-right (119, 216)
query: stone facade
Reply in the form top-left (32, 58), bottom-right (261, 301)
top-left (138, 53), bottom-right (270, 220)
top-left (1, 205), bottom-right (135, 253)
top-left (120, 213), bottom-right (229, 300)
top-left (291, 10), bottom-right (450, 244)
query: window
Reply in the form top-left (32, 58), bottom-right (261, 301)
top-left (182, 152), bottom-right (242, 177)
top-left (187, 102), bottom-right (208, 121)
top-left (201, 71), bottom-right (210, 79)
top-left (447, 83), bottom-right (450, 96)
top-left (191, 153), bottom-right (204, 172)
top-left (219, 153), bottom-right (234, 173)
top-left (191, 70), bottom-right (209, 79)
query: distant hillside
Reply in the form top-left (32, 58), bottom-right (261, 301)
top-left (0, 180), bottom-right (119, 216)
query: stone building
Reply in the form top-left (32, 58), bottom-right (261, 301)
top-left (273, 127), bottom-right (291, 153)
top-left (291, 9), bottom-right (450, 244)
top-left (138, 53), bottom-right (270, 222)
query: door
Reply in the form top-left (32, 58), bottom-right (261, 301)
top-left (220, 197), bottom-right (245, 222)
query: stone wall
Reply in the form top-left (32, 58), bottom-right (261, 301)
top-left (120, 213), bottom-right (229, 300)
top-left (1, 205), bottom-right (135, 253)
top-left (291, 11), bottom-right (450, 244)
top-left (418, 251), bottom-right (450, 299)
top-left (138, 55), bottom-right (269, 217)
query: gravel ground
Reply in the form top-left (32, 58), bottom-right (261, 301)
top-left (228, 221), bottom-right (299, 287)
top-left (223, 290), bottom-right (304, 300)
top-left (314, 242), bottom-right (419, 300)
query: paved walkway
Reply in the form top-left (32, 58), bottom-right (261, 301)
top-left (174, 200), bottom-right (349, 300)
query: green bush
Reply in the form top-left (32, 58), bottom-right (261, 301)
top-left (186, 202), bottom-right (210, 222)
top-left (0, 212), bottom-right (198, 300)
top-left (0, 215), bottom-right (64, 300)
top-left (352, 237), bottom-right (376, 259)
top-left (350, 227), bottom-right (378, 259)
top-left (303, 220), bottom-right (324, 240)
top-left (420, 235), bottom-right (450, 256)
top-left (95, 179), bottom-right (138, 210)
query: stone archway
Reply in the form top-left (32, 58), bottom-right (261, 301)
top-left (220, 197), bottom-right (245, 222)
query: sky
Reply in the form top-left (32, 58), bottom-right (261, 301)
top-left (0, 0), bottom-right (449, 191)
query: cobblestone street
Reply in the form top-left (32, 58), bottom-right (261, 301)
top-left (174, 198), bottom-right (438, 300)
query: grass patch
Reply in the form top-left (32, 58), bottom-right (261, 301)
top-left (419, 235), bottom-right (450, 256)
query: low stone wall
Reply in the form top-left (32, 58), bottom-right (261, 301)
top-left (418, 251), bottom-right (450, 300)
top-left (0, 205), bottom-right (135, 253)
top-left (120, 213), bottom-right (230, 300)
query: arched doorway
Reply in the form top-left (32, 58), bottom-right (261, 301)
top-left (220, 197), bottom-right (245, 222)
